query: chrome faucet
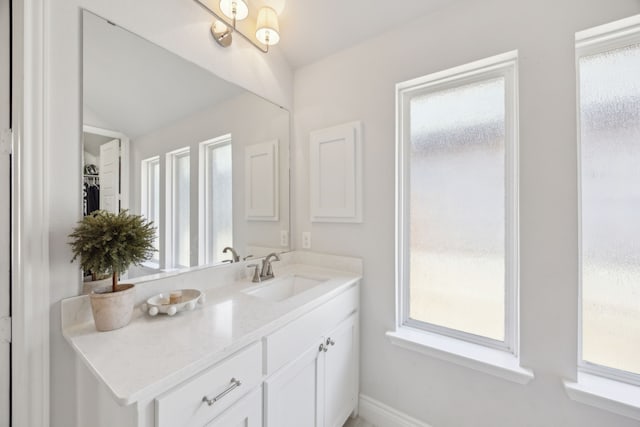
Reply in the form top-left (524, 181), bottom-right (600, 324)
top-left (259, 252), bottom-right (280, 281)
top-left (246, 263), bottom-right (261, 282)
top-left (222, 247), bottom-right (239, 263)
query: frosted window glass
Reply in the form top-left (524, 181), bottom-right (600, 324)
top-left (174, 153), bottom-right (190, 268)
top-left (205, 142), bottom-right (233, 264)
top-left (409, 78), bottom-right (506, 341)
top-left (580, 43), bottom-right (640, 375)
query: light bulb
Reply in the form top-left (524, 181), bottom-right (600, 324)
top-left (219, 0), bottom-right (248, 21)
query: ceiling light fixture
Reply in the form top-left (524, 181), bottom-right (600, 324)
top-left (255, 6), bottom-right (280, 46)
top-left (195, 0), bottom-right (281, 53)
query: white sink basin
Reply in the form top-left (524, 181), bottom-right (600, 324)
top-left (244, 275), bottom-right (325, 302)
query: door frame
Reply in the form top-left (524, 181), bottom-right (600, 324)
top-left (11, 0), bottom-right (49, 425)
top-left (0, 0), bottom-right (11, 425)
top-left (83, 125), bottom-right (130, 212)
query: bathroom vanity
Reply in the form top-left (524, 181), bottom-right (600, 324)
top-left (62, 252), bottom-right (361, 427)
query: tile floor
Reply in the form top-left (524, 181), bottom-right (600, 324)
top-left (343, 417), bottom-right (374, 427)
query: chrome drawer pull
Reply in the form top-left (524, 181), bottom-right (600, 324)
top-left (202, 378), bottom-right (241, 406)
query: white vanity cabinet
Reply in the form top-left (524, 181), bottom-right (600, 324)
top-left (65, 259), bottom-right (361, 427)
top-left (263, 285), bottom-right (359, 427)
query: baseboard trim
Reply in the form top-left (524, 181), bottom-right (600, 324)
top-left (358, 394), bottom-right (433, 427)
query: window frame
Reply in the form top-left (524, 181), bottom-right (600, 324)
top-left (576, 19), bottom-right (640, 387)
top-left (140, 155), bottom-right (161, 266)
top-left (165, 146), bottom-right (191, 269)
top-left (395, 51), bottom-right (520, 354)
top-left (198, 134), bottom-right (233, 266)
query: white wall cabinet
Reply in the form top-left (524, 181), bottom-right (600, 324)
top-left (264, 314), bottom-right (358, 427)
top-left (309, 121), bottom-right (362, 223)
top-left (245, 139), bottom-right (279, 221)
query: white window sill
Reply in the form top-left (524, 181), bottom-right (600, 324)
top-left (563, 372), bottom-right (640, 421)
top-left (141, 261), bottom-right (160, 269)
top-left (386, 327), bottom-right (534, 385)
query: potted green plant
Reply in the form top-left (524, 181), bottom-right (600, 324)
top-left (69, 210), bottom-right (156, 331)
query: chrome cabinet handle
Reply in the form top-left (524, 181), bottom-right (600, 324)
top-left (319, 338), bottom-right (334, 353)
top-left (202, 378), bottom-right (241, 406)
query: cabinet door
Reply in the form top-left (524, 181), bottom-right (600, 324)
top-left (264, 343), bottom-right (322, 427)
top-left (322, 314), bottom-right (357, 427)
top-left (205, 388), bottom-right (262, 427)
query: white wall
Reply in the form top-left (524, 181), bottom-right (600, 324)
top-left (293, 0), bottom-right (640, 426)
top-left (45, 1), bottom-right (292, 426)
top-left (82, 106), bottom-right (115, 130)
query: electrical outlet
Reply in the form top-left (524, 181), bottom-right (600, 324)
top-left (280, 230), bottom-right (289, 247)
top-left (302, 232), bottom-right (311, 249)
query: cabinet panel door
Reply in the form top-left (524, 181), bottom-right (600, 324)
top-left (205, 388), bottom-right (262, 427)
top-left (264, 344), bottom-right (322, 427)
top-left (264, 285), bottom-right (358, 376)
top-left (323, 314), bottom-right (357, 427)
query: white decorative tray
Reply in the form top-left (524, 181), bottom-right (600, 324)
top-left (141, 289), bottom-right (206, 316)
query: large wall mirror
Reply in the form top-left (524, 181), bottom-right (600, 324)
top-left (82, 10), bottom-right (290, 282)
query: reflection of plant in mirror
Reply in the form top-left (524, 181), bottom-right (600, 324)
top-left (68, 210), bottom-right (156, 293)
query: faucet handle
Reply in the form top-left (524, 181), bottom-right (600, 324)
top-left (247, 264), bottom-right (261, 283)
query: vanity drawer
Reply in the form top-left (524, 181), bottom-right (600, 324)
top-left (264, 283), bottom-right (358, 375)
top-left (155, 341), bottom-right (262, 427)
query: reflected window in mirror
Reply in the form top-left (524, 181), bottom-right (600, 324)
top-left (141, 156), bottom-right (161, 267)
top-left (167, 147), bottom-right (191, 269)
top-left (82, 10), bottom-right (291, 286)
top-left (199, 135), bottom-right (233, 265)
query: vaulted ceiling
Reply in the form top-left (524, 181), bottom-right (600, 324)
top-left (264, 0), bottom-right (455, 68)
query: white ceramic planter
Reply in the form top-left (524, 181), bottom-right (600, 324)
top-left (89, 284), bottom-right (136, 332)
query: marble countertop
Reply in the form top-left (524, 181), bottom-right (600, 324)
top-left (62, 260), bottom-right (361, 406)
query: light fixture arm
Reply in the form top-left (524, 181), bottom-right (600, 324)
top-left (230, 2), bottom-right (237, 30)
top-left (194, 0), bottom-right (269, 53)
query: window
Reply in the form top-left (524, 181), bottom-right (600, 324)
top-left (166, 147), bottom-right (190, 269)
top-left (396, 52), bottom-right (519, 352)
top-left (141, 156), bottom-right (160, 265)
top-left (199, 135), bottom-right (233, 265)
top-left (577, 23), bottom-right (640, 384)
